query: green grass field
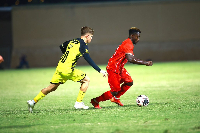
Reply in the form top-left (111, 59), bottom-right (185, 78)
top-left (0, 61), bottom-right (199, 133)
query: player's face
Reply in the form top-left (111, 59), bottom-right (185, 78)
top-left (85, 33), bottom-right (93, 43)
top-left (131, 33), bottom-right (140, 44)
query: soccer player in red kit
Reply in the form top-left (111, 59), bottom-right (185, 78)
top-left (91, 27), bottom-right (153, 109)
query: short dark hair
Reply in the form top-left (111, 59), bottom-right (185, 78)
top-left (129, 27), bottom-right (141, 36)
top-left (81, 26), bottom-right (94, 36)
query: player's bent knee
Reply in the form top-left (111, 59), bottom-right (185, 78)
top-left (125, 81), bottom-right (133, 86)
top-left (81, 76), bottom-right (90, 83)
top-left (110, 91), bottom-right (118, 96)
top-left (86, 76), bottom-right (90, 82)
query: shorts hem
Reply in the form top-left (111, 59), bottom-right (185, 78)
top-left (50, 82), bottom-right (64, 84)
top-left (76, 74), bottom-right (86, 82)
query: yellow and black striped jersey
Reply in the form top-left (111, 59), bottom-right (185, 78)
top-left (57, 38), bottom-right (101, 73)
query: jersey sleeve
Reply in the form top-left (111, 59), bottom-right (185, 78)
top-left (79, 44), bottom-right (89, 55)
top-left (123, 42), bottom-right (134, 55)
top-left (83, 53), bottom-right (101, 73)
top-left (78, 38), bottom-right (89, 55)
top-left (79, 39), bottom-right (101, 72)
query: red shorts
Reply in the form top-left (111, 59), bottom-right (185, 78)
top-left (107, 68), bottom-right (133, 92)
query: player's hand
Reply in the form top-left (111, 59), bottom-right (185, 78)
top-left (100, 70), bottom-right (108, 77)
top-left (146, 61), bottom-right (153, 66)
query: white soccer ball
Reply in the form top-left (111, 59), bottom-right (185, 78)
top-left (136, 95), bottom-right (149, 107)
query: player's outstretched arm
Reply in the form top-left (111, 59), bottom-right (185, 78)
top-left (83, 53), bottom-right (107, 77)
top-left (126, 54), bottom-right (153, 66)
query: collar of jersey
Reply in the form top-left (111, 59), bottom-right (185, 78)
top-left (77, 38), bottom-right (87, 45)
top-left (127, 38), bottom-right (134, 45)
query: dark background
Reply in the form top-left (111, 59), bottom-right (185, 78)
top-left (0, 0), bottom-right (200, 69)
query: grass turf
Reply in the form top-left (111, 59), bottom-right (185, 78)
top-left (0, 61), bottom-right (199, 133)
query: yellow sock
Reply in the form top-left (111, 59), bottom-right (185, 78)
top-left (76, 90), bottom-right (86, 102)
top-left (33, 91), bottom-right (46, 103)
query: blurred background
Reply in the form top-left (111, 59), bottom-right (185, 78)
top-left (0, 0), bottom-right (200, 69)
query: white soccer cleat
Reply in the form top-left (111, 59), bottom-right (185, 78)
top-left (74, 101), bottom-right (89, 109)
top-left (27, 100), bottom-right (35, 113)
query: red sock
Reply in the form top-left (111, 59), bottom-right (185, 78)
top-left (95, 91), bottom-right (113, 103)
top-left (116, 84), bottom-right (130, 98)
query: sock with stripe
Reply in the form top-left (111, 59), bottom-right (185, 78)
top-left (76, 90), bottom-right (86, 102)
top-left (33, 91), bottom-right (46, 103)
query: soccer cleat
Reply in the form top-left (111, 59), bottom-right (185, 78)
top-left (27, 100), bottom-right (35, 113)
top-left (74, 101), bottom-right (89, 109)
top-left (110, 97), bottom-right (124, 106)
top-left (90, 98), bottom-right (101, 109)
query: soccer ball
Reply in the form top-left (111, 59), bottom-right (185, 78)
top-left (136, 95), bottom-right (149, 107)
top-left (0, 55), bottom-right (4, 64)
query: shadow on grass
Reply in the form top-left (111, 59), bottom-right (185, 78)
top-left (103, 104), bottom-right (137, 109)
top-left (23, 104), bottom-right (138, 113)
top-left (0, 124), bottom-right (39, 129)
top-left (2, 103), bottom-right (155, 115)
top-left (87, 103), bottom-right (167, 110)
top-left (87, 104), bottom-right (138, 110)
top-left (2, 102), bottom-right (161, 115)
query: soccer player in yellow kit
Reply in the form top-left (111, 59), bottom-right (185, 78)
top-left (27, 26), bottom-right (107, 113)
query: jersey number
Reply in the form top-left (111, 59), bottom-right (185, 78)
top-left (60, 51), bottom-right (69, 63)
top-left (60, 39), bottom-right (78, 63)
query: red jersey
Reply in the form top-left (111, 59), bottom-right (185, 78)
top-left (106, 38), bottom-right (134, 73)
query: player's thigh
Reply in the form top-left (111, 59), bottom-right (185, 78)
top-left (121, 68), bottom-right (133, 83)
top-left (50, 69), bottom-right (68, 84)
top-left (107, 70), bottom-right (121, 91)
